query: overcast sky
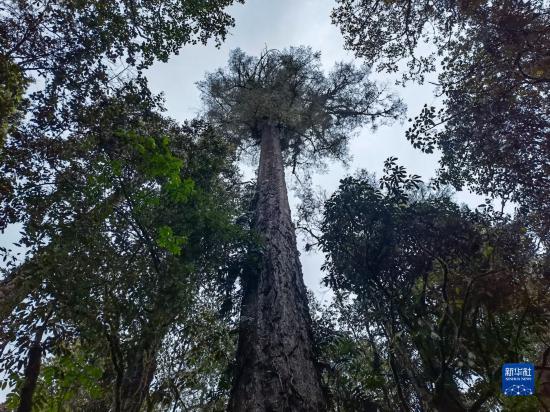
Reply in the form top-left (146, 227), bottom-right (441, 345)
top-left (144, 0), bottom-right (486, 300)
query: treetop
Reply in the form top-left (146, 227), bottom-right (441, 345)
top-left (199, 47), bottom-right (405, 171)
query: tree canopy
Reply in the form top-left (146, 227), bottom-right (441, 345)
top-left (199, 47), bottom-right (405, 171)
top-left (313, 168), bottom-right (550, 411)
top-left (1, 0), bottom-right (243, 228)
top-left (0, 88), bottom-right (247, 410)
top-left (333, 0), bottom-right (550, 241)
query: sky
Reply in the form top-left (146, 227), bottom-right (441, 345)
top-left (144, 0), bottom-right (486, 300)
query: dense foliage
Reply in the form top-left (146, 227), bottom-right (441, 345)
top-left (312, 168), bottom-right (550, 411)
top-left (0, 91), bottom-right (245, 410)
top-left (1, 1), bottom-right (247, 409)
top-left (0, 0), bottom-right (243, 229)
top-left (333, 0), bottom-right (550, 241)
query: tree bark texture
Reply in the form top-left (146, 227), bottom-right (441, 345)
top-left (229, 123), bottom-right (326, 411)
top-left (117, 347), bottom-right (157, 412)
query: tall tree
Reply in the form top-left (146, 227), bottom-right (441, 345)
top-left (199, 47), bottom-right (404, 410)
top-left (332, 0), bottom-right (550, 241)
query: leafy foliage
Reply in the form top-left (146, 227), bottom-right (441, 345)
top-left (1, 0), bottom-right (241, 120)
top-left (0, 0), bottom-right (243, 229)
top-left (149, 290), bottom-right (239, 411)
top-left (199, 47), bottom-right (405, 171)
top-left (314, 169), bottom-right (549, 411)
top-left (333, 0), bottom-right (550, 242)
top-left (4, 344), bottom-right (104, 411)
top-left (0, 91), bottom-right (246, 410)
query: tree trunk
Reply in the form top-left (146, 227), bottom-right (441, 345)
top-left (17, 326), bottom-right (46, 412)
top-left (430, 394), bottom-right (465, 412)
top-left (118, 347), bottom-right (157, 412)
top-left (111, 337), bottom-right (159, 412)
top-left (229, 122), bottom-right (326, 411)
top-left (431, 377), bottom-right (466, 412)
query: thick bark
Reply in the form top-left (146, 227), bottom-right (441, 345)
top-left (229, 123), bottom-right (326, 411)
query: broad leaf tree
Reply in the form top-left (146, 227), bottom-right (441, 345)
top-left (0, 0), bottom-right (242, 169)
top-left (0, 0), bottom-right (243, 323)
top-left (0, 91), bottom-right (244, 411)
top-left (0, 0), bottom-right (242, 130)
top-left (199, 47), bottom-right (404, 410)
top-left (332, 0), bottom-right (550, 241)
top-left (314, 169), bottom-right (550, 411)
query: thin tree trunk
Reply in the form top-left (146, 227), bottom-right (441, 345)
top-left (229, 122), bottom-right (326, 411)
top-left (111, 301), bottom-right (170, 412)
top-left (117, 347), bottom-right (157, 412)
top-left (112, 343), bottom-right (157, 412)
top-left (17, 324), bottom-right (47, 412)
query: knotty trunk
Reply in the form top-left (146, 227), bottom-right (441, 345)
top-left (229, 123), bottom-right (326, 411)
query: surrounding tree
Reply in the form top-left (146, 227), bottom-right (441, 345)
top-left (0, 0), bottom-right (243, 187)
top-left (332, 0), bottom-right (550, 241)
top-left (0, 90), bottom-right (245, 411)
top-left (312, 166), bottom-right (550, 411)
top-left (199, 46), bottom-right (404, 410)
top-left (0, 0), bottom-right (244, 323)
top-left (0, 0), bottom-right (242, 131)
